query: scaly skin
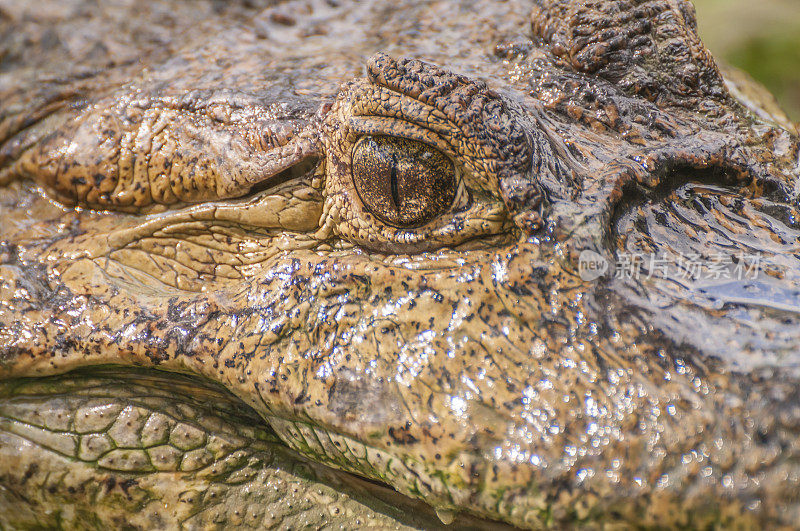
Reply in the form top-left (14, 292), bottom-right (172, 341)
top-left (1, 0), bottom-right (799, 528)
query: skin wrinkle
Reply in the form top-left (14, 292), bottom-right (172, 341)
top-left (1, 0), bottom-right (800, 528)
top-left (0, 369), bottom-right (451, 528)
top-left (6, 91), bottom-right (321, 212)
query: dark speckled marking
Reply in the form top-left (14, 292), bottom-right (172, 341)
top-left (0, 0), bottom-right (799, 529)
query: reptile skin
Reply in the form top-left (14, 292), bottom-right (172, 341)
top-left (1, 0), bottom-right (799, 528)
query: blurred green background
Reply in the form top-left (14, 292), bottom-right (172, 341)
top-left (693, 0), bottom-right (800, 121)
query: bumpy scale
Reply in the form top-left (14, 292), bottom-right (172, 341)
top-left (1, 0), bottom-right (799, 528)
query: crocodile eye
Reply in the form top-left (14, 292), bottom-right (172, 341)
top-left (352, 135), bottom-right (456, 227)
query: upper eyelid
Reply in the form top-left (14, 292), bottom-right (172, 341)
top-left (343, 94), bottom-right (506, 196)
top-left (347, 116), bottom-right (459, 162)
top-left (348, 87), bottom-right (469, 148)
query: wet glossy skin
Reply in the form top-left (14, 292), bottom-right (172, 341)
top-left (1, 0), bottom-right (799, 528)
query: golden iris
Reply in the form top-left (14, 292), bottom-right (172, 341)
top-left (352, 136), bottom-right (456, 227)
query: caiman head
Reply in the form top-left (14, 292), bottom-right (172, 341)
top-left (1, 0), bottom-right (799, 528)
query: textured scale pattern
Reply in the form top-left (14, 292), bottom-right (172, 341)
top-left (0, 0), bottom-right (799, 529)
top-left (531, 0), bottom-right (728, 106)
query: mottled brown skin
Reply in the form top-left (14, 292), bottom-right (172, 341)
top-left (1, 0), bottom-right (799, 528)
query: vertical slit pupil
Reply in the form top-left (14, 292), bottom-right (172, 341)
top-left (352, 135), bottom-right (456, 228)
top-left (390, 153), bottom-right (400, 212)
